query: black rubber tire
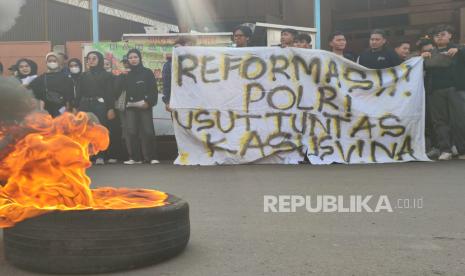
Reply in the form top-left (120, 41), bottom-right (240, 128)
top-left (3, 194), bottom-right (189, 274)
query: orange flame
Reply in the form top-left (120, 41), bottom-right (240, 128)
top-left (0, 112), bottom-right (168, 228)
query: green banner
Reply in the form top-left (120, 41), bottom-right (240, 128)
top-left (85, 35), bottom-right (232, 92)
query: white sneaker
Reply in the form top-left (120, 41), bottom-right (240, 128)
top-left (95, 158), bottom-right (105, 165)
top-left (124, 160), bottom-right (143, 165)
top-left (107, 159), bottom-right (118, 164)
top-left (438, 152), bottom-right (453, 161)
top-left (150, 160), bottom-right (160, 164)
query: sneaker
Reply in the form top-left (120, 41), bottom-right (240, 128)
top-left (107, 159), bottom-right (118, 164)
top-left (438, 152), bottom-right (453, 161)
top-left (95, 158), bottom-right (105, 165)
top-left (451, 145), bottom-right (459, 157)
top-left (124, 160), bottom-right (143, 165)
top-left (458, 155), bottom-right (465, 160)
top-left (150, 160), bottom-right (160, 164)
top-left (426, 148), bottom-right (440, 159)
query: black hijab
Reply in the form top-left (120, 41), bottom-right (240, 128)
top-left (86, 51), bottom-right (105, 73)
top-left (126, 49), bottom-right (144, 72)
top-left (68, 58), bottom-right (83, 80)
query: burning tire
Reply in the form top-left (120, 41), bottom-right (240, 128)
top-left (3, 194), bottom-right (189, 274)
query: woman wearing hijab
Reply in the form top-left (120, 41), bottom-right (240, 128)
top-left (68, 58), bottom-right (82, 110)
top-left (78, 51), bottom-right (115, 165)
top-left (102, 57), bottom-right (128, 163)
top-left (16, 58), bottom-right (38, 86)
top-left (29, 52), bottom-right (74, 117)
top-left (122, 48), bottom-right (159, 165)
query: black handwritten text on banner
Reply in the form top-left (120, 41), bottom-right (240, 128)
top-left (171, 47), bottom-right (428, 165)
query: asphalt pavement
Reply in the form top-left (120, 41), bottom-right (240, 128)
top-left (1, 161), bottom-right (465, 275)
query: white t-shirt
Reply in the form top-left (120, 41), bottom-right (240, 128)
top-left (21, 75), bottom-right (38, 85)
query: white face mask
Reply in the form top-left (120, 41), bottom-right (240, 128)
top-left (70, 67), bottom-right (80, 74)
top-left (106, 68), bottom-right (112, 73)
top-left (47, 62), bottom-right (59, 70)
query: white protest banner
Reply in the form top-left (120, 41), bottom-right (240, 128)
top-left (171, 47), bottom-right (429, 165)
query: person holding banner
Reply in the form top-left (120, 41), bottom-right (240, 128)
top-left (394, 41), bottom-right (411, 61)
top-left (417, 38), bottom-right (440, 158)
top-left (358, 29), bottom-right (402, 69)
top-left (162, 53), bottom-right (173, 113)
top-left (328, 31), bottom-right (357, 62)
top-left (232, 25), bottom-right (253, 48)
top-left (162, 37), bottom-right (193, 112)
top-left (424, 25), bottom-right (465, 160)
top-left (279, 28), bottom-right (298, 48)
top-left (294, 33), bottom-right (312, 49)
top-left (122, 49), bottom-right (160, 165)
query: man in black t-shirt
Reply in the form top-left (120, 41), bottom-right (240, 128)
top-left (358, 29), bottom-right (402, 69)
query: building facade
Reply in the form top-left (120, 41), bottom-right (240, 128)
top-left (2, 0), bottom-right (465, 53)
top-left (0, 0), bottom-right (316, 45)
top-left (0, 0), bottom-right (165, 46)
top-left (329, 0), bottom-right (465, 53)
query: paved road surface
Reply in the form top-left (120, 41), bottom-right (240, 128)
top-left (1, 161), bottom-right (465, 275)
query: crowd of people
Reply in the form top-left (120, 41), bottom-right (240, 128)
top-left (231, 24), bottom-right (465, 161)
top-left (1, 49), bottom-right (160, 165)
top-left (1, 23), bottom-right (465, 163)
